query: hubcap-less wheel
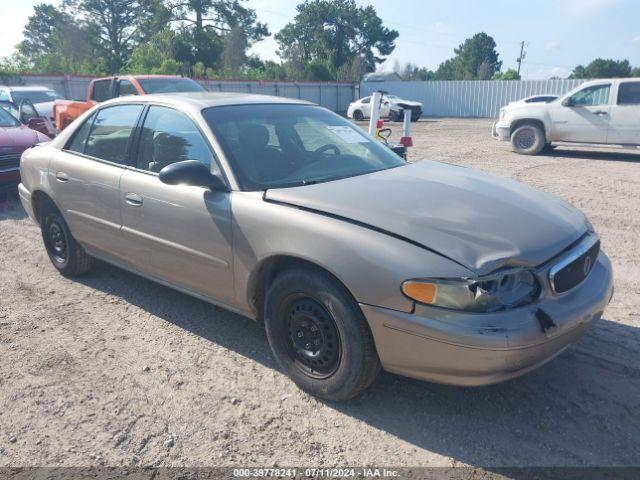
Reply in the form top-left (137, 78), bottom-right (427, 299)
top-left (47, 220), bottom-right (68, 263)
top-left (514, 128), bottom-right (536, 150)
top-left (353, 110), bottom-right (364, 121)
top-left (287, 296), bottom-right (341, 378)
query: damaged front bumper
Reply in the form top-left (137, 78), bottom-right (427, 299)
top-left (361, 251), bottom-right (614, 386)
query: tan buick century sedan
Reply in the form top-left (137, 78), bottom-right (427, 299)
top-left (18, 93), bottom-right (614, 401)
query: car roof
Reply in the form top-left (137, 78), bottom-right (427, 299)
top-left (0, 85), bottom-right (54, 91)
top-left (100, 91), bottom-right (315, 113)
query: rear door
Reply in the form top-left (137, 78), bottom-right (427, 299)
top-left (119, 105), bottom-right (235, 304)
top-left (607, 80), bottom-right (640, 145)
top-left (50, 104), bottom-right (143, 255)
top-left (550, 83), bottom-right (611, 143)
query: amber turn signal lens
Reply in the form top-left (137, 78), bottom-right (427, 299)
top-left (402, 281), bottom-right (437, 304)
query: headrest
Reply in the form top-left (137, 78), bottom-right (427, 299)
top-left (239, 123), bottom-right (269, 150)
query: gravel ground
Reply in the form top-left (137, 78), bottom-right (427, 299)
top-left (0, 118), bottom-right (639, 468)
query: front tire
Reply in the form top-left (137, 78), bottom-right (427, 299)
top-left (41, 206), bottom-right (93, 277)
top-left (511, 124), bottom-right (545, 155)
top-left (265, 268), bottom-right (380, 401)
top-left (353, 110), bottom-right (364, 121)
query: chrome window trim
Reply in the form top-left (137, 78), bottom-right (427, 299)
top-left (549, 233), bottom-right (600, 294)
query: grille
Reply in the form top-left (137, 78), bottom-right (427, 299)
top-left (550, 240), bottom-right (600, 294)
top-left (0, 154), bottom-right (21, 171)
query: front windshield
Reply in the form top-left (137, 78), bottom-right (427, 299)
top-left (202, 104), bottom-right (405, 190)
top-left (11, 90), bottom-right (61, 104)
top-left (0, 107), bottom-right (20, 127)
top-left (137, 77), bottom-right (205, 94)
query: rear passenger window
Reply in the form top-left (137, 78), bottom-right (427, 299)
top-left (66, 112), bottom-right (96, 153)
top-left (617, 82), bottom-right (640, 105)
top-left (91, 80), bottom-right (112, 102)
top-left (85, 105), bottom-right (142, 164)
top-left (136, 106), bottom-right (213, 172)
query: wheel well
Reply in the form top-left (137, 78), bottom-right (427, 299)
top-left (248, 255), bottom-right (351, 322)
top-left (511, 119), bottom-right (546, 138)
top-left (31, 190), bottom-right (59, 224)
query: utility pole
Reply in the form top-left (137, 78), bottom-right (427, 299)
top-left (516, 41), bottom-right (527, 78)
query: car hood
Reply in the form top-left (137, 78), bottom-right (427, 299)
top-left (264, 161), bottom-right (588, 274)
top-left (0, 125), bottom-right (40, 150)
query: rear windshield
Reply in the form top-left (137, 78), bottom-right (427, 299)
top-left (137, 78), bottom-right (205, 94)
top-left (202, 104), bottom-right (405, 191)
top-left (11, 90), bottom-right (61, 104)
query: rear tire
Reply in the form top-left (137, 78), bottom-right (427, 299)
top-left (41, 205), bottom-right (93, 277)
top-left (511, 124), bottom-right (545, 155)
top-left (265, 267), bottom-right (380, 401)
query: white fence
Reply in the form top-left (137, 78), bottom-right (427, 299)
top-left (5, 75), bottom-right (357, 114)
top-left (360, 79), bottom-right (586, 118)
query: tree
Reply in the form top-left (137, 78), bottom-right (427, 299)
top-left (275, 0), bottom-right (398, 75)
top-left (434, 32), bottom-right (502, 80)
top-left (167, 0), bottom-right (268, 69)
top-left (17, 3), bottom-right (104, 74)
top-left (492, 68), bottom-right (520, 80)
top-left (66, 0), bottom-right (163, 74)
top-left (221, 26), bottom-right (248, 77)
top-left (633, 67), bottom-right (640, 77)
top-left (127, 28), bottom-right (181, 74)
top-left (570, 58), bottom-right (633, 79)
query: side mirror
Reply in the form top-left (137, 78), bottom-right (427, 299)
top-left (159, 160), bottom-right (228, 191)
top-left (561, 98), bottom-right (573, 107)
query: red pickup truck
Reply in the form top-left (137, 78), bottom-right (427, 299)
top-left (54, 75), bottom-right (205, 132)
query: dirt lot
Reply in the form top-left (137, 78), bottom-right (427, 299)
top-left (1, 118), bottom-right (639, 468)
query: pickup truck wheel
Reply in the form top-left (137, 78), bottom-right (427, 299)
top-left (511, 124), bottom-right (545, 155)
top-left (265, 267), bottom-right (381, 401)
top-left (41, 206), bottom-right (93, 277)
top-left (353, 110), bottom-right (364, 121)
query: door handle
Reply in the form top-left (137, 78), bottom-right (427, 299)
top-left (593, 110), bottom-right (608, 116)
top-left (125, 192), bottom-right (143, 207)
top-left (55, 172), bottom-right (69, 183)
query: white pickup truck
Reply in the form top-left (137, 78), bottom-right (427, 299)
top-left (493, 78), bottom-right (640, 155)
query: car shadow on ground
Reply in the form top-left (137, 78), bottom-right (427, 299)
top-left (542, 148), bottom-right (640, 163)
top-left (75, 262), bottom-right (640, 469)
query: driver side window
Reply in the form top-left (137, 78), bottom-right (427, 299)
top-left (568, 84), bottom-right (611, 106)
top-left (136, 106), bottom-right (213, 173)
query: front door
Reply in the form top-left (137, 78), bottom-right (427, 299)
top-left (49, 104), bottom-right (143, 255)
top-left (119, 105), bottom-right (235, 304)
top-left (550, 83), bottom-right (611, 143)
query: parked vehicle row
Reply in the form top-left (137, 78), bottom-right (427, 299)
top-left (19, 92), bottom-right (613, 400)
top-left (493, 78), bottom-right (640, 154)
top-left (0, 85), bottom-right (62, 122)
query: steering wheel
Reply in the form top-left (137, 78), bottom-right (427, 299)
top-left (314, 143), bottom-right (341, 156)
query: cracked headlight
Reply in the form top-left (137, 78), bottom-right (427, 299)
top-left (402, 270), bottom-right (540, 313)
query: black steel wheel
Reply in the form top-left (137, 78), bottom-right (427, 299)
top-left (265, 267), bottom-right (381, 401)
top-left (45, 217), bottom-right (69, 264)
top-left (40, 204), bottom-right (93, 277)
top-left (353, 110), bottom-right (364, 121)
top-left (286, 296), bottom-right (341, 378)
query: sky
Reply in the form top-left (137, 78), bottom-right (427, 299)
top-left (2, 0), bottom-right (640, 79)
